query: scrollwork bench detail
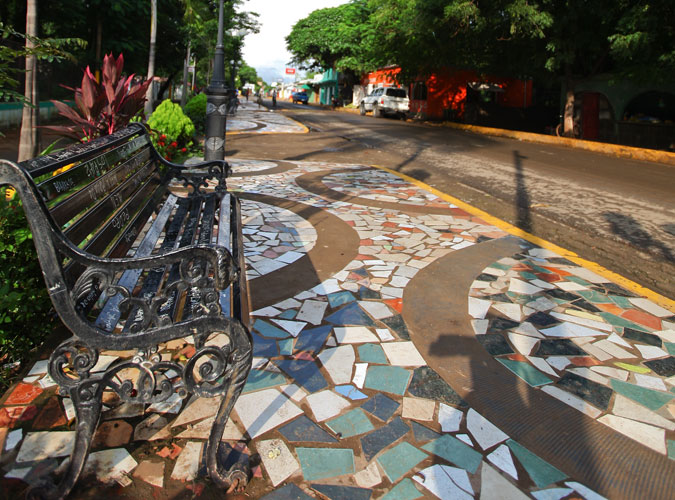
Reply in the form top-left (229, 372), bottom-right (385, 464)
top-left (0, 123), bottom-right (252, 499)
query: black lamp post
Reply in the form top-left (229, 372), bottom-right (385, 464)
top-left (204, 0), bottom-right (228, 161)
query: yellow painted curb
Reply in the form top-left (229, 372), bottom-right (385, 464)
top-left (433, 122), bottom-right (675, 167)
top-left (372, 164), bottom-right (675, 312)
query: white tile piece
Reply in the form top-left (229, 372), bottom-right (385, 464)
top-left (83, 448), bottom-right (138, 484)
top-left (472, 319), bottom-right (489, 335)
top-left (483, 267), bottom-right (505, 277)
top-left (541, 323), bottom-right (607, 338)
top-left (526, 297), bottom-right (557, 312)
top-left (22, 375), bottom-right (39, 383)
top-left (532, 489), bottom-right (574, 500)
top-left (375, 328), bottom-right (395, 341)
top-left (509, 278), bottom-right (544, 295)
top-left (492, 302), bottom-right (522, 322)
top-left (27, 360), bottom-right (49, 376)
top-left (633, 373), bottom-right (668, 391)
top-left (414, 464), bottom-right (473, 500)
top-left (526, 356), bottom-right (559, 377)
top-left (628, 298), bottom-right (672, 318)
top-left (546, 356), bottom-right (572, 371)
top-left (438, 403), bottom-right (463, 432)
top-left (334, 326), bottom-right (379, 344)
top-left (270, 319), bottom-right (307, 337)
top-left (4, 429), bottom-right (22, 451)
top-left (528, 279), bottom-right (556, 290)
top-left (234, 388), bottom-right (303, 438)
top-left (513, 322), bottom-right (544, 338)
top-left (468, 297), bottom-right (492, 319)
top-left (592, 339), bottom-right (635, 359)
top-left (607, 333), bottom-right (633, 349)
top-left (636, 345), bottom-right (669, 359)
top-left (590, 366), bottom-right (629, 381)
top-left (381, 341), bottom-right (426, 366)
top-left (564, 267), bottom-right (610, 284)
top-left (148, 392), bottom-right (184, 414)
top-left (402, 397), bottom-right (435, 421)
top-left (565, 481), bottom-right (608, 500)
top-left (318, 345), bottom-right (355, 385)
top-left (38, 374), bottom-right (57, 389)
top-left (550, 312), bottom-right (612, 332)
top-left (277, 251), bottom-right (304, 264)
top-left (508, 333), bottom-right (539, 355)
top-left (311, 279), bottom-right (341, 295)
top-left (598, 415), bottom-right (665, 454)
top-left (16, 431), bottom-right (75, 462)
top-left (296, 300), bottom-right (328, 325)
top-left (280, 383), bottom-right (308, 402)
top-left (568, 368), bottom-right (610, 386)
top-left (294, 290), bottom-right (317, 301)
top-left (3, 467), bottom-right (32, 480)
top-left (487, 444), bottom-right (518, 480)
top-left (529, 248), bottom-right (559, 258)
top-left (275, 298), bottom-right (302, 310)
top-left (541, 386), bottom-right (602, 419)
top-left (63, 397), bottom-right (76, 421)
top-left (171, 395), bottom-right (219, 427)
top-left (252, 306), bottom-right (282, 317)
top-left (171, 441), bottom-right (202, 481)
top-left (354, 461), bottom-right (382, 488)
top-left (305, 390), bottom-right (350, 421)
top-left (91, 355), bottom-right (119, 373)
top-left (133, 460), bottom-right (165, 488)
top-left (555, 281), bottom-right (589, 291)
top-left (466, 409), bottom-right (508, 450)
top-left (358, 301), bottom-right (394, 319)
top-left (480, 462), bottom-right (530, 500)
top-left (257, 439), bottom-right (300, 486)
top-left (175, 415), bottom-right (242, 440)
top-left (456, 434), bottom-right (473, 446)
top-left (612, 394), bottom-right (675, 431)
top-left (656, 329), bottom-right (675, 343)
top-left (353, 363), bottom-right (368, 389)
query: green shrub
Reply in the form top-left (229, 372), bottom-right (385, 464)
top-left (0, 188), bottom-right (55, 389)
top-left (184, 93), bottom-right (207, 135)
top-left (147, 99), bottom-right (195, 161)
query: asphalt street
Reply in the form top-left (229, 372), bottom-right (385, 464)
top-left (229, 101), bottom-right (675, 299)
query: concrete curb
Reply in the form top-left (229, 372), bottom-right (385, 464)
top-left (430, 121), bottom-right (675, 166)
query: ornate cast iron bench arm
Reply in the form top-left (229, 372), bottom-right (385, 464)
top-left (0, 124), bottom-right (252, 499)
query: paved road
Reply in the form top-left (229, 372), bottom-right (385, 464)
top-left (234, 101), bottom-right (675, 298)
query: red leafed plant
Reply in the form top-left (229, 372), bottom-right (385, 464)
top-left (44, 53), bottom-right (151, 142)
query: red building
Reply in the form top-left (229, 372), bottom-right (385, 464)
top-left (363, 67), bottom-right (533, 121)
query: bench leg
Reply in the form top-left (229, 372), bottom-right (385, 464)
top-left (206, 347), bottom-right (252, 493)
top-left (28, 384), bottom-right (103, 500)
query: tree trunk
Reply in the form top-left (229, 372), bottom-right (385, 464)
top-left (18, 0), bottom-right (39, 162)
top-left (144, 0), bottom-right (157, 117)
top-left (180, 41), bottom-right (191, 108)
top-left (563, 66), bottom-right (575, 137)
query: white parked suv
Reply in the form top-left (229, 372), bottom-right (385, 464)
top-left (359, 87), bottom-right (409, 118)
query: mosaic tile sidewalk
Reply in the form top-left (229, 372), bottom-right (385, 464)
top-left (1, 157), bottom-right (673, 499)
top-left (226, 99), bottom-right (307, 134)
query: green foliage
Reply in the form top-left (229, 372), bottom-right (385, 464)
top-left (147, 99), bottom-right (195, 161)
top-left (184, 93), bottom-right (207, 135)
top-left (0, 188), bottom-right (55, 388)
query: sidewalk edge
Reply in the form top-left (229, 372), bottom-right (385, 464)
top-left (372, 164), bottom-right (675, 312)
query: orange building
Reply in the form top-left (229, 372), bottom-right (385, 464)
top-left (362, 67), bottom-right (533, 121)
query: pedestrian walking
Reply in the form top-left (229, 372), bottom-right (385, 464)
top-left (272, 89), bottom-right (277, 108)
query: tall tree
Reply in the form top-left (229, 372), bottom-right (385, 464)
top-left (144, 0), bottom-right (157, 116)
top-left (18, 0), bottom-right (39, 161)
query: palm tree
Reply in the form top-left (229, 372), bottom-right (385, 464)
top-left (18, 0), bottom-right (39, 161)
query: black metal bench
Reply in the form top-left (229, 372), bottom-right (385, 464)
top-left (0, 123), bottom-right (252, 499)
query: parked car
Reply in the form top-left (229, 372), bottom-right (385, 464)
top-left (360, 87), bottom-right (409, 117)
top-left (292, 91), bottom-right (309, 104)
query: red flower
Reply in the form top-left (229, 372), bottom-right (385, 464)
top-left (160, 134), bottom-right (167, 139)
top-left (170, 141), bottom-right (178, 148)
top-left (181, 147), bottom-right (187, 153)
top-left (165, 155), bottom-right (171, 160)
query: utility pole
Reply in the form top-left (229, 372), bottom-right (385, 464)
top-left (204, 0), bottom-right (228, 161)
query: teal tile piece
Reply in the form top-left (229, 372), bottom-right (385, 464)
top-left (376, 442), bottom-right (427, 482)
top-left (665, 342), bottom-right (675, 356)
top-left (327, 408), bottom-right (374, 438)
top-left (506, 439), bottom-right (567, 488)
top-left (278, 309), bottom-right (298, 319)
top-left (576, 290), bottom-right (613, 304)
top-left (565, 276), bottom-right (592, 287)
top-left (364, 365), bottom-right (412, 395)
top-left (422, 434), bottom-right (482, 473)
top-left (519, 271), bottom-right (538, 280)
top-left (497, 358), bottom-right (553, 387)
top-left (243, 369), bottom-right (287, 393)
top-left (507, 291), bottom-right (535, 304)
top-left (598, 312), bottom-right (649, 332)
top-left (668, 440), bottom-right (675, 460)
top-left (253, 319), bottom-right (291, 338)
top-left (610, 379), bottom-right (674, 410)
top-left (296, 447), bottom-right (354, 481)
top-left (490, 262), bottom-right (511, 271)
top-left (528, 263), bottom-right (553, 274)
top-left (358, 343), bottom-right (388, 364)
top-left (609, 295), bottom-right (633, 309)
top-left (278, 338), bottom-right (294, 355)
top-left (328, 291), bottom-right (356, 308)
top-left (381, 478), bottom-right (423, 500)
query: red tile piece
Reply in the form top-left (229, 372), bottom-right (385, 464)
top-left (0, 405), bottom-right (38, 428)
top-left (506, 354), bottom-right (528, 362)
top-left (536, 272), bottom-right (561, 283)
top-left (293, 351), bottom-right (314, 361)
top-left (596, 303), bottom-right (625, 315)
top-left (570, 357), bottom-right (604, 367)
top-left (32, 397), bottom-right (67, 430)
top-left (384, 299), bottom-right (403, 314)
top-left (541, 266), bottom-right (572, 276)
top-left (4, 382), bottom-right (43, 405)
top-left (621, 309), bottom-right (661, 331)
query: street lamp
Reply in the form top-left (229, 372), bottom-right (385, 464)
top-left (204, 0), bottom-right (228, 161)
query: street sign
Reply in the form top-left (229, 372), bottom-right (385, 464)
top-left (285, 68), bottom-right (296, 75)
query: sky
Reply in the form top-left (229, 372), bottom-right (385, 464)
top-left (241, 0), bottom-right (347, 84)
